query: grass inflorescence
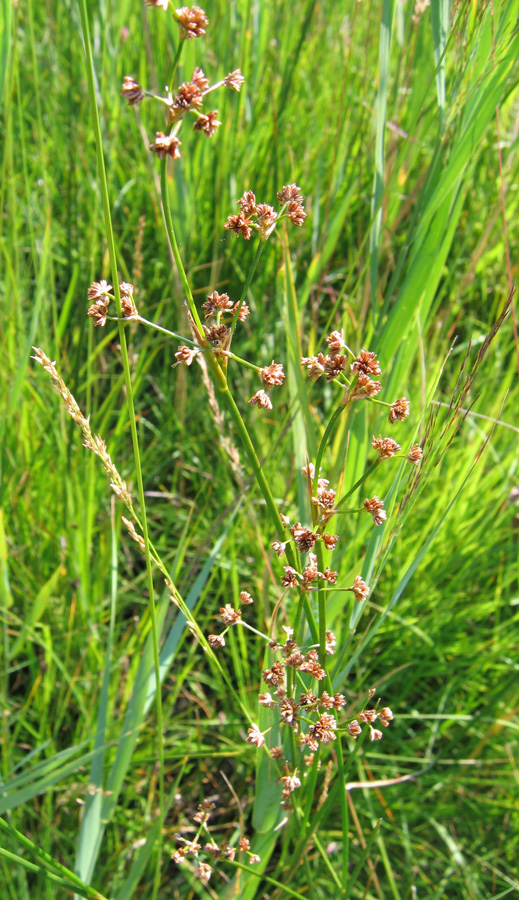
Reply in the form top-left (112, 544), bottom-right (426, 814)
top-left (1, 1), bottom-right (519, 898)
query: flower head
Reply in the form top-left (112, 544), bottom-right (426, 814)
top-left (351, 349), bottom-right (382, 377)
top-left (407, 444), bottom-right (423, 465)
top-left (349, 575), bottom-right (370, 602)
top-left (249, 389), bottom-right (273, 410)
top-left (224, 213), bottom-right (252, 239)
top-left (175, 6), bottom-right (208, 39)
top-left (389, 397), bottom-right (410, 423)
top-left (224, 69), bottom-right (245, 91)
top-left (122, 75), bottom-right (145, 105)
top-left (173, 345), bottom-right (198, 366)
top-left (364, 496), bottom-right (387, 527)
top-left (150, 132), bottom-right (181, 159)
top-left (372, 435), bottom-right (401, 460)
top-left (260, 361), bottom-right (285, 386)
top-left (193, 111), bottom-right (221, 136)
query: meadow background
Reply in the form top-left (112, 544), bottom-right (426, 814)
top-left (1, 0), bottom-right (519, 897)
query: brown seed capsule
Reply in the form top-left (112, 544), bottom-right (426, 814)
top-left (150, 132), bottom-right (181, 159)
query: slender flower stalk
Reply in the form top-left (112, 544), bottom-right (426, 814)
top-left (78, 2), bottom-right (166, 894)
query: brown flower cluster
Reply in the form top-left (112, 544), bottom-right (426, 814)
top-left (249, 362), bottom-right (285, 411)
top-left (171, 797), bottom-right (259, 883)
top-left (122, 57), bottom-right (244, 161)
top-left (87, 279), bottom-right (137, 326)
top-left (224, 184), bottom-right (306, 242)
top-left (301, 332), bottom-right (412, 426)
top-left (174, 5), bottom-right (209, 40)
top-left (207, 588), bottom-right (254, 650)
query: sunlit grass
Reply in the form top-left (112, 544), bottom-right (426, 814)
top-left (1, 1), bottom-right (519, 898)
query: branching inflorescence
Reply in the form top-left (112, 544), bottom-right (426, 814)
top-left (34, 2), bottom-right (425, 891)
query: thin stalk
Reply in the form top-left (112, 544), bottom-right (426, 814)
top-left (0, 819), bottom-right (110, 900)
top-left (160, 157), bottom-right (204, 333)
top-left (167, 39), bottom-right (184, 89)
top-left (313, 404), bottom-right (344, 492)
top-left (335, 459), bottom-right (380, 509)
top-left (230, 241), bottom-right (265, 330)
top-left (78, 2), bottom-right (165, 893)
top-left (0, 851), bottom-right (96, 900)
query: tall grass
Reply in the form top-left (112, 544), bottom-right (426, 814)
top-left (1, 1), bottom-right (519, 898)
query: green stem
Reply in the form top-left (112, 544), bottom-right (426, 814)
top-left (335, 459), bottom-right (380, 509)
top-left (167, 39), bottom-right (184, 90)
top-left (230, 241), bottom-right (265, 330)
top-left (0, 819), bottom-right (110, 900)
top-left (78, 1), bottom-right (165, 891)
top-left (160, 157), bottom-right (204, 334)
top-left (313, 404), bottom-right (344, 492)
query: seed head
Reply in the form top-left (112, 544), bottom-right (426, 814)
top-left (300, 692), bottom-right (318, 711)
top-left (325, 630), bottom-right (337, 654)
top-left (290, 523), bottom-right (318, 553)
top-left (272, 541), bottom-right (286, 557)
top-left (286, 199), bottom-right (306, 227)
top-left (370, 727), bottom-right (383, 741)
top-left (262, 661), bottom-right (285, 687)
top-left (219, 604), bottom-right (241, 625)
top-left (279, 698), bottom-right (299, 725)
top-left (256, 203), bottom-right (278, 239)
top-left (204, 323), bottom-right (231, 349)
top-left (249, 389), bottom-right (273, 410)
top-left (87, 300), bottom-right (110, 327)
top-left (345, 372), bottom-right (382, 401)
top-left (364, 496), bottom-right (387, 527)
top-left (197, 862), bottom-right (212, 883)
top-left (202, 290), bottom-right (233, 319)
top-left (259, 692), bottom-right (276, 708)
top-left (174, 81), bottom-right (203, 110)
top-left (246, 724), bottom-right (265, 748)
top-left (349, 575), bottom-right (370, 602)
top-left (351, 349), bottom-right (382, 377)
top-left (231, 300), bottom-right (250, 321)
top-left (238, 190), bottom-right (257, 217)
top-left (175, 6), bottom-right (208, 39)
top-left (173, 345), bottom-right (198, 366)
top-left (372, 435), bottom-right (401, 460)
top-left (238, 837), bottom-right (250, 852)
top-left (150, 132), bottom-right (182, 159)
top-left (224, 213), bottom-right (252, 239)
top-left (281, 565), bottom-right (299, 587)
top-left (322, 567), bottom-right (337, 583)
top-left (348, 720), bottom-right (362, 738)
top-left (122, 75), bottom-right (145, 105)
top-left (146, 0), bottom-right (169, 8)
top-left (321, 532), bottom-right (338, 551)
top-left (120, 281), bottom-right (138, 318)
top-left (299, 649), bottom-right (326, 680)
top-left (326, 330), bottom-right (345, 355)
top-left (308, 712), bottom-right (337, 745)
top-left (239, 591), bottom-right (254, 605)
top-left (407, 443), bottom-right (423, 465)
top-left (301, 352), bottom-right (327, 380)
top-left (193, 110), bottom-right (221, 136)
top-left (191, 66), bottom-right (209, 91)
top-left (88, 280), bottom-right (112, 302)
top-left (224, 69), bottom-right (245, 91)
top-left (379, 706), bottom-right (394, 727)
top-left (260, 361), bottom-right (285, 386)
top-left (277, 183), bottom-right (303, 203)
top-left (323, 353), bottom-right (347, 381)
top-left (389, 396), bottom-right (410, 422)
top-left (208, 634), bottom-right (225, 648)
top-left (359, 708), bottom-right (378, 723)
